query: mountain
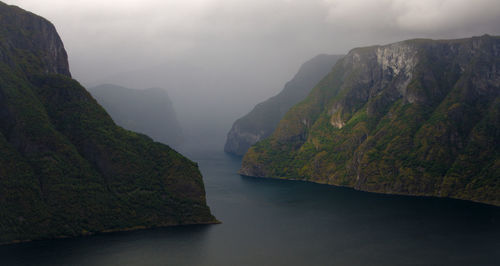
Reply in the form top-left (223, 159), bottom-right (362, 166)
top-left (241, 35), bottom-right (500, 206)
top-left (0, 2), bottom-right (216, 243)
top-left (225, 54), bottom-right (343, 156)
top-left (88, 84), bottom-right (183, 148)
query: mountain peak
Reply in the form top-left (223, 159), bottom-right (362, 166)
top-left (0, 2), bottom-right (215, 243)
top-left (224, 54), bottom-right (343, 156)
top-left (0, 2), bottom-right (70, 77)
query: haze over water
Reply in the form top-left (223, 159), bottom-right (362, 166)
top-left (1, 1), bottom-right (500, 265)
top-left (4, 0), bottom-right (500, 151)
top-left (1, 151), bottom-right (498, 266)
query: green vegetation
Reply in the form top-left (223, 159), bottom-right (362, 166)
top-left (241, 35), bottom-right (500, 206)
top-left (225, 54), bottom-right (343, 156)
top-left (0, 2), bottom-right (215, 243)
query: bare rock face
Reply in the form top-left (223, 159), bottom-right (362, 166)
top-left (0, 3), bottom-right (70, 76)
top-left (225, 54), bottom-right (343, 156)
top-left (225, 124), bottom-right (265, 156)
top-left (241, 35), bottom-right (500, 206)
top-left (376, 43), bottom-right (418, 99)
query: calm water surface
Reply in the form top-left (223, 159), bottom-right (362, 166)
top-left (1, 151), bottom-right (499, 265)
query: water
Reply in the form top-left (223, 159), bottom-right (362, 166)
top-left (1, 151), bottom-right (499, 265)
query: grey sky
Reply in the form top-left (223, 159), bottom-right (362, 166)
top-left (6, 0), bottom-right (500, 84)
top-left (4, 0), bottom-right (500, 151)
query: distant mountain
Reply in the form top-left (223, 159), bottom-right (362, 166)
top-left (88, 84), bottom-right (183, 148)
top-left (241, 35), bottom-right (500, 206)
top-left (0, 2), bottom-right (215, 243)
top-left (225, 54), bottom-right (343, 156)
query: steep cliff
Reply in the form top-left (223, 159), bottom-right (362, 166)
top-left (0, 2), bottom-right (215, 243)
top-left (241, 35), bottom-right (500, 206)
top-left (88, 84), bottom-right (183, 148)
top-left (225, 54), bottom-right (343, 156)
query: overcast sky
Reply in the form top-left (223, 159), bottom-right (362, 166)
top-left (6, 0), bottom-right (500, 84)
top-left (4, 0), bottom-right (500, 150)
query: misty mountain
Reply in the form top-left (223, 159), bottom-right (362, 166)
top-left (85, 54), bottom-right (303, 153)
top-left (88, 84), bottom-right (183, 148)
top-left (225, 54), bottom-right (343, 156)
top-left (0, 2), bottom-right (215, 243)
top-left (241, 35), bottom-right (500, 206)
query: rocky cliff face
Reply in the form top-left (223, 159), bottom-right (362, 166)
top-left (225, 54), bottom-right (343, 156)
top-left (241, 35), bottom-right (500, 206)
top-left (88, 84), bottom-right (184, 148)
top-left (0, 2), bottom-right (215, 243)
top-left (0, 3), bottom-right (70, 77)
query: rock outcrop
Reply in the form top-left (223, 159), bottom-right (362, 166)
top-left (0, 3), bottom-right (70, 77)
top-left (225, 54), bottom-right (343, 156)
top-left (241, 35), bottom-right (500, 206)
top-left (0, 2), bottom-right (216, 243)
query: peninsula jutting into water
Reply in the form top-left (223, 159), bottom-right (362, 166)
top-left (0, 2), bottom-right (215, 244)
top-left (0, 0), bottom-right (499, 265)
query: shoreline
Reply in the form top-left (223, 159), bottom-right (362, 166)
top-left (0, 219), bottom-right (221, 246)
top-left (239, 173), bottom-right (500, 208)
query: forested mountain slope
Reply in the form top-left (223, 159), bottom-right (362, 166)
top-left (0, 2), bottom-right (215, 243)
top-left (225, 54), bottom-right (343, 156)
top-left (241, 35), bottom-right (500, 206)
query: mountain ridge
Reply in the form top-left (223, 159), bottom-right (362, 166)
top-left (225, 54), bottom-right (343, 156)
top-left (241, 35), bottom-right (500, 206)
top-left (88, 84), bottom-right (184, 148)
top-left (0, 2), bottom-right (216, 243)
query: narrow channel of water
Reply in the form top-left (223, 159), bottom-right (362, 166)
top-left (1, 151), bottom-right (499, 265)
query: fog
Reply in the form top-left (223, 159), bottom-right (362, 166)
top-left (5, 0), bottom-right (500, 152)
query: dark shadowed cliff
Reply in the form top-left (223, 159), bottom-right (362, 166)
top-left (88, 84), bottom-right (183, 148)
top-left (0, 2), bottom-right (215, 243)
top-left (225, 54), bottom-right (343, 156)
top-left (241, 35), bottom-right (500, 206)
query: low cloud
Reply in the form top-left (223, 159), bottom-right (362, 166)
top-left (323, 0), bottom-right (500, 35)
top-left (6, 0), bottom-right (499, 83)
top-left (4, 0), bottom-right (500, 149)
